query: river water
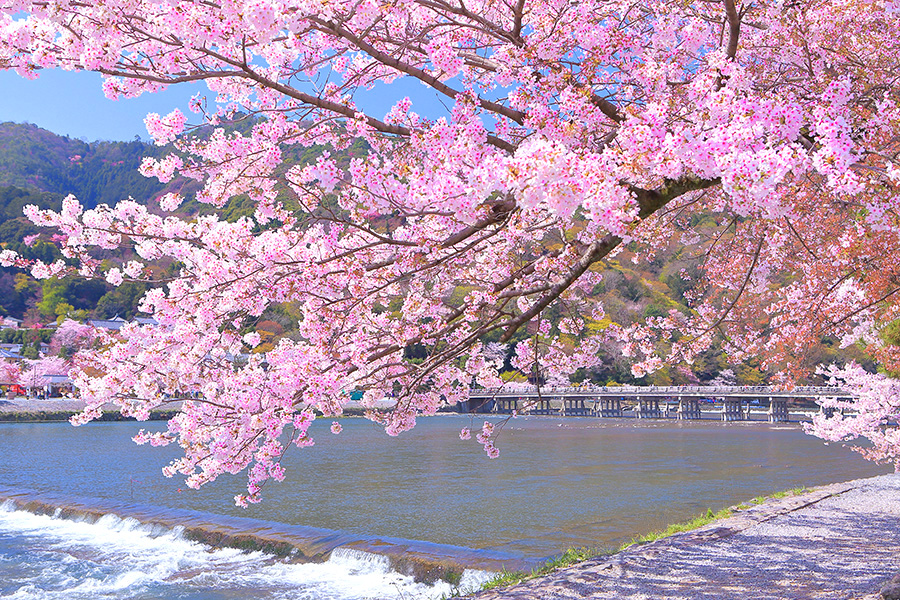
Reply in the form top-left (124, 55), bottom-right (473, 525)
top-left (0, 415), bottom-right (890, 599)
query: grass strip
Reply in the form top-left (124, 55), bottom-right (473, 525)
top-left (478, 547), bottom-right (611, 592)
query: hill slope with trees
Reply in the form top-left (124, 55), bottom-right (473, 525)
top-left (0, 122), bottom-right (166, 209)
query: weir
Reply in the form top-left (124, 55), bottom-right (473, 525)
top-left (0, 486), bottom-right (539, 584)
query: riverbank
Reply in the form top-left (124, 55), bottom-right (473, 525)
top-left (474, 473), bottom-right (900, 599)
top-left (0, 397), bottom-right (399, 421)
top-left (0, 398), bottom-right (174, 422)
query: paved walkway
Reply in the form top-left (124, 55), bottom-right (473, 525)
top-left (0, 397), bottom-right (397, 413)
top-left (475, 474), bottom-right (900, 600)
top-left (0, 397), bottom-right (89, 412)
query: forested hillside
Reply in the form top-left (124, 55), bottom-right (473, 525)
top-left (0, 122), bottom-right (166, 208)
top-left (0, 123), bottom-right (167, 325)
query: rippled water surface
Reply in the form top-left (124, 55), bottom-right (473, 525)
top-left (0, 416), bottom-right (891, 598)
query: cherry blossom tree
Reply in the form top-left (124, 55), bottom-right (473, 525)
top-left (20, 356), bottom-right (70, 393)
top-left (0, 361), bottom-right (21, 387)
top-left (49, 319), bottom-right (96, 357)
top-left (809, 364), bottom-right (900, 468)
top-left (1, 0), bottom-right (899, 503)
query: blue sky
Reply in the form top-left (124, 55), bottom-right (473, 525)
top-left (0, 69), bottom-right (454, 143)
top-left (0, 70), bottom-right (204, 141)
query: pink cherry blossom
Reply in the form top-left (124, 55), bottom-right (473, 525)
top-left (1, 0), bottom-right (899, 501)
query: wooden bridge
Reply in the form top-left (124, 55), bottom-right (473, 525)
top-left (461, 385), bottom-right (852, 423)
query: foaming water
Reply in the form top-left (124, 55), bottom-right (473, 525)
top-left (0, 501), bottom-right (490, 600)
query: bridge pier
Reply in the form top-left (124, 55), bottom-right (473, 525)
top-left (636, 396), bottom-right (662, 419)
top-left (526, 396), bottom-right (555, 415)
top-left (722, 398), bottom-right (745, 421)
top-left (598, 397), bottom-right (623, 418)
top-left (464, 396), bottom-right (494, 413)
top-left (563, 396), bottom-right (592, 416)
top-left (768, 397), bottom-right (789, 422)
top-left (818, 404), bottom-right (844, 418)
top-left (495, 397), bottom-right (517, 415)
top-left (677, 397), bottom-right (702, 420)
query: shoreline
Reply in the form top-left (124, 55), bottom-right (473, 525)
top-left (473, 473), bottom-right (900, 599)
top-left (1, 474), bottom-right (894, 597)
top-left (0, 398), bottom-right (394, 421)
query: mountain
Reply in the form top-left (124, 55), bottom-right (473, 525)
top-left (0, 122), bottom-right (166, 208)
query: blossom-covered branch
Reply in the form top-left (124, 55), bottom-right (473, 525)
top-left (2, 0), bottom-right (900, 501)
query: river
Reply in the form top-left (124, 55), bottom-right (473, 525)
top-left (0, 415), bottom-right (890, 599)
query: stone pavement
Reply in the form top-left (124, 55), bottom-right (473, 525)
top-left (475, 474), bottom-right (900, 600)
top-left (0, 397), bottom-right (89, 412)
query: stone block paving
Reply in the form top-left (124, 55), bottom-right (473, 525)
top-left (475, 474), bottom-right (900, 600)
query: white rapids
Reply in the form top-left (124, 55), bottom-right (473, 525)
top-left (0, 501), bottom-right (493, 600)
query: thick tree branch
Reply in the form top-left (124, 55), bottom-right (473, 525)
top-left (440, 196), bottom-right (517, 247)
top-left (512, 0), bottom-right (527, 41)
top-left (311, 17), bottom-right (527, 126)
top-left (497, 176), bottom-right (720, 342)
top-left (415, 0), bottom-right (526, 46)
top-left (723, 0), bottom-right (741, 60)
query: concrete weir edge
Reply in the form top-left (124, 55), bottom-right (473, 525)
top-left (0, 486), bottom-right (540, 585)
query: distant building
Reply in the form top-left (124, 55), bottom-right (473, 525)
top-left (0, 317), bottom-right (22, 330)
top-left (22, 373), bottom-right (72, 398)
top-left (86, 315), bottom-right (127, 330)
top-left (87, 315), bottom-right (158, 330)
top-left (0, 343), bottom-right (24, 359)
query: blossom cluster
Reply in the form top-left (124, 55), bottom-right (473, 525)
top-left (2, 0), bottom-right (899, 501)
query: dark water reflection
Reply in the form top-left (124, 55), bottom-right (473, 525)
top-left (0, 416), bottom-right (889, 557)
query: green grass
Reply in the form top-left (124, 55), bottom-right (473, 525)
top-left (475, 485), bottom-right (812, 594)
top-left (619, 506), bottom-right (733, 550)
top-left (747, 486), bottom-right (808, 506)
top-left (480, 547), bottom-right (611, 591)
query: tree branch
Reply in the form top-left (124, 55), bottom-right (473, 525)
top-left (723, 0), bottom-right (741, 60)
top-left (311, 17), bottom-right (527, 126)
top-left (497, 176), bottom-right (721, 342)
